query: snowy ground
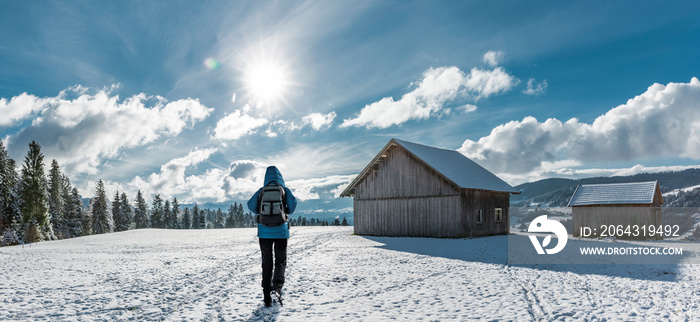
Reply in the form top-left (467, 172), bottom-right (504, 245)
top-left (1, 227), bottom-right (698, 321)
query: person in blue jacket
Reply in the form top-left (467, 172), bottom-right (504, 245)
top-left (247, 166), bottom-right (297, 306)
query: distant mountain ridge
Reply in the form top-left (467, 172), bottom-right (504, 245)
top-left (511, 168), bottom-right (700, 207)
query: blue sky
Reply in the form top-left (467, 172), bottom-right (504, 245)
top-left (1, 1), bottom-right (699, 214)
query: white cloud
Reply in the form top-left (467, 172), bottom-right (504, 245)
top-left (129, 148), bottom-right (218, 197)
top-left (459, 78), bottom-right (700, 178)
top-left (124, 151), bottom-right (355, 203)
top-left (128, 154), bottom-right (269, 203)
top-left (483, 50), bottom-right (505, 67)
top-left (341, 65), bottom-right (514, 129)
top-left (301, 112), bottom-right (336, 130)
top-left (523, 78), bottom-right (548, 95)
top-left (6, 86), bottom-right (213, 175)
top-left (287, 174), bottom-right (355, 200)
top-left (222, 160), bottom-right (268, 198)
top-left (464, 67), bottom-right (517, 99)
top-left (0, 93), bottom-right (53, 126)
top-left (213, 105), bottom-right (269, 141)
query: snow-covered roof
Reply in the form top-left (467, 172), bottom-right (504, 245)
top-left (340, 138), bottom-right (519, 197)
top-left (567, 181), bottom-right (662, 206)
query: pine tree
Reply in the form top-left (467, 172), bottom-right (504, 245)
top-left (236, 203), bottom-right (245, 228)
top-left (112, 190), bottom-right (133, 232)
top-left (134, 190), bottom-right (149, 229)
top-left (341, 217), bottom-right (349, 226)
top-left (170, 197), bottom-right (180, 229)
top-left (66, 188), bottom-right (83, 237)
top-left (58, 174), bottom-right (74, 238)
top-left (163, 199), bottom-right (171, 228)
top-left (225, 204), bottom-right (236, 228)
top-left (81, 202), bottom-right (92, 236)
top-left (0, 141), bottom-right (20, 234)
top-left (18, 141), bottom-right (51, 242)
top-left (202, 209), bottom-right (209, 229)
top-left (181, 207), bottom-right (191, 229)
top-left (111, 190), bottom-right (121, 230)
top-left (191, 203), bottom-right (200, 229)
top-left (214, 208), bottom-right (224, 228)
top-left (91, 180), bottom-right (111, 234)
top-left (118, 192), bottom-right (132, 231)
top-left (205, 208), bottom-right (214, 227)
top-left (151, 194), bottom-right (164, 228)
top-left (47, 160), bottom-right (66, 239)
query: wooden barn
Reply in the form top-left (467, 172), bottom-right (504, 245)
top-left (340, 138), bottom-right (520, 238)
top-left (568, 181), bottom-right (664, 240)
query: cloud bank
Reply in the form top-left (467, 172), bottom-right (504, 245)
top-left (459, 78), bottom-right (700, 178)
top-left (130, 148), bottom-right (218, 196)
top-left (341, 64), bottom-right (516, 129)
top-left (128, 151), bottom-right (268, 203)
top-left (4, 86), bottom-right (213, 175)
top-left (213, 105), bottom-right (269, 141)
top-left (126, 149), bottom-right (353, 203)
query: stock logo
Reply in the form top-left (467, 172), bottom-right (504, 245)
top-left (527, 215), bottom-right (568, 254)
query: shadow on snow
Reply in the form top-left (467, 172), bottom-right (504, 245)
top-left (361, 234), bottom-right (692, 282)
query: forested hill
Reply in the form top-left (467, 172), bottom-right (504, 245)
top-left (511, 168), bottom-right (700, 207)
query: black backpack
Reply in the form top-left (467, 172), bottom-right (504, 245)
top-left (258, 182), bottom-right (288, 227)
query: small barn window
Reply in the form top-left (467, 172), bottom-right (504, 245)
top-left (476, 209), bottom-right (483, 223)
top-left (495, 208), bottom-right (503, 222)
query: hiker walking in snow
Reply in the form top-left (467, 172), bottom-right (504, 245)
top-left (247, 166), bottom-right (297, 307)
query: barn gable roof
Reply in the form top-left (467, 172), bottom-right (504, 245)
top-left (567, 181), bottom-right (663, 206)
top-left (340, 138), bottom-right (519, 197)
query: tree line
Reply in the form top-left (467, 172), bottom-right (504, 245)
top-left (0, 141), bottom-right (349, 246)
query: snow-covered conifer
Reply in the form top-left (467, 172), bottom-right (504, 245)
top-left (225, 204), bottom-right (236, 228)
top-left (18, 141), bottom-right (50, 242)
top-left (181, 207), bottom-right (191, 229)
top-left (0, 141), bottom-right (20, 233)
top-left (212, 208), bottom-right (221, 228)
top-left (170, 197), bottom-right (180, 229)
top-left (116, 192), bottom-right (132, 231)
top-left (47, 159), bottom-right (66, 239)
top-left (191, 203), bottom-right (201, 229)
top-left (151, 194), bottom-right (164, 228)
top-left (66, 188), bottom-right (83, 237)
top-left (163, 199), bottom-right (171, 228)
top-left (134, 190), bottom-right (149, 229)
top-left (91, 180), bottom-right (112, 234)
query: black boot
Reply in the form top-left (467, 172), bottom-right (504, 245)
top-left (272, 283), bottom-right (283, 296)
top-left (263, 290), bottom-right (272, 307)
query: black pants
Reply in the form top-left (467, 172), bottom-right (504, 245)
top-left (259, 238), bottom-right (287, 292)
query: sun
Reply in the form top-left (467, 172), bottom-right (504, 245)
top-left (244, 61), bottom-right (290, 107)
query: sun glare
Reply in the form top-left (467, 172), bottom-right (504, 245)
top-left (244, 62), bottom-right (289, 106)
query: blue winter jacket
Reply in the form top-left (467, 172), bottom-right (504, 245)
top-left (247, 166), bottom-right (297, 239)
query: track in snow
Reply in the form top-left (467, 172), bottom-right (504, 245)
top-left (0, 226), bottom-right (698, 320)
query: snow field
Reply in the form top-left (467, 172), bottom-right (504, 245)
top-left (0, 226), bottom-right (698, 321)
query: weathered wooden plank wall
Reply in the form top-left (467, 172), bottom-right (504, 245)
top-left (353, 146), bottom-right (464, 237)
top-left (352, 146), bottom-right (511, 238)
top-left (353, 196), bottom-right (464, 237)
top-left (462, 189), bottom-right (510, 237)
top-left (354, 146), bottom-right (456, 200)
